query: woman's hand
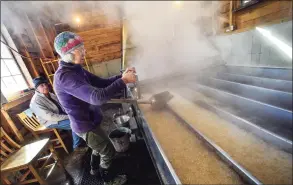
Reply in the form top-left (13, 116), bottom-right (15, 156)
top-left (123, 67), bottom-right (136, 75)
top-left (122, 71), bottom-right (137, 84)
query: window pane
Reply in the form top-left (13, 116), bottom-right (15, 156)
top-left (1, 80), bottom-right (7, 89)
top-left (1, 80), bottom-right (10, 97)
top-left (1, 35), bottom-right (5, 42)
top-left (2, 76), bottom-right (18, 95)
top-left (1, 59), bottom-right (11, 77)
top-left (3, 59), bottom-right (21, 75)
top-left (1, 42), bottom-right (13, 58)
top-left (2, 76), bottom-right (16, 88)
top-left (13, 75), bottom-right (28, 90)
top-left (1, 79), bottom-right (18, 99)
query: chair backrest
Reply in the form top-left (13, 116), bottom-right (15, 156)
top-left (17, 109), bottom-right (41, 132)
top-left (0, 127), bottom-right (21, 164)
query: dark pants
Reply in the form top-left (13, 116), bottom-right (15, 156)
top-left (76, 125), bottom-right (116, 182)
top-left (76, 124), bottom-right (115, 169)
top-left (47, 119), bottom-right (83, 149)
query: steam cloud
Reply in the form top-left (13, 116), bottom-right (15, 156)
top-left (1, 1), bottom-right (227, 81)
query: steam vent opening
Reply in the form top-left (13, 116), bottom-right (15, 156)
top-left (0, 1), bottom-right (292, 185)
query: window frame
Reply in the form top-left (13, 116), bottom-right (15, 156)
top-left (1, 24), bottom-right (33, 101)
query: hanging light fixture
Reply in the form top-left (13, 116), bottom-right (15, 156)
top-left (75, 17), bottom-right (81, 23)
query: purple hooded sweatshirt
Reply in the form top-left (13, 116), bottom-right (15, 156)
top-left (53, 61), bottom-right (126, 134)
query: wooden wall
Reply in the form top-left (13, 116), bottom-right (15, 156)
top-left (218, 0), bottom-right (292, 34)
top-left (73, 9), bottom-right (122, 64)
top-left (72, 11), bottom-right (121, 32)
top-left (4, 13), bottom-right (56, 79)
top-left (2, 2), bottom-right (122, 80)
top-left (78, 26), bottom-right (122, 63)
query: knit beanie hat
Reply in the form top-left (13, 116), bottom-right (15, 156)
top-left (54, 31), bottom-right (84, 58)
top-left (33, 76), bottom-right (48, 89)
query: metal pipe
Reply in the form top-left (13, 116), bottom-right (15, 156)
top-left (135, 74), bottom-right (142, 99)
top-left (107, 98), bottom-right (151, 104)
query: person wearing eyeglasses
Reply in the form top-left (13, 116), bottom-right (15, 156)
top-left (53, 31), bottom-right (136, 185)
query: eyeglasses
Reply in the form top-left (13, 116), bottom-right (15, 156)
top-left (78, 46), bottom-right (86, 54)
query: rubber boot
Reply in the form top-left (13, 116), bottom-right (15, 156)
top-left (90, 153), bottom-right (100, 176)
top-left (99, 166), bottom-right (127, 185)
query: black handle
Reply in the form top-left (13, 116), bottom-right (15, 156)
top-left (113, 113), bottom-right (118, 123)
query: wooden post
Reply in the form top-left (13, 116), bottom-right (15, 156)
top-left (84, 56), bottom-right (90, 72)
top-left (229, 1), bottom-right (234, 29)
top-left (28, 164), bottom-right (46, 185)
top-left (38, 18), bottom-right (55, 59)
top-left (1, 109), bottom-right (24, 142)
top-left (120, 7), bottom-right (124, 70)
top-left (25, 13), bottom-right (46, 59)
top-left (122, 19), bottom-right (126, 70)
top-left (19, 36), bottom-right (39, 77)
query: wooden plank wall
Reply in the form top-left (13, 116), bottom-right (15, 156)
top-left (72, 10), bottom-right (120, 32)
top-left (78, 26), bottom-right (122, 63)
top-left (4, 7), bottom-right (122, 74)
top-left (235, 0), bottom-right (292, 31)
top-left (218, 0), bottom-right (292, 34)
top-left (74, 9), bottom-right (122, 64)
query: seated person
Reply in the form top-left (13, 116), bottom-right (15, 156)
top-left (30, 76), bottom-right (83, 150)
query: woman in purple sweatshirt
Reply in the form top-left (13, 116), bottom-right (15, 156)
top-left (53, 31), bottom-right (136, 185)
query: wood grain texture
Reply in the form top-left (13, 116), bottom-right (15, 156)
top-left (219, 0), bottom-right (292, 34)
top-left (5, 6), bottom-right (121, 78)
top-left (78, 26), bottom-right (122, 63)
top-left (1, 139), bottom-right (49, 172)
top-left (236, 1), bottom-right (283, 23)
top-left (1, 92), bottom-right (34, 111)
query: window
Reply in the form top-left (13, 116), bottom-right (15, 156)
top-left (1, 35), bottom-right (29, 100)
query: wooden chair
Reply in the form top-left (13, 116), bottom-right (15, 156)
top-left (0, 127), bottom-right (72, 185)
top-left (17, 109), bottom-right (69, 154)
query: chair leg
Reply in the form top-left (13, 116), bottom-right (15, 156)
top-left (31, 131), bottom-right (40, 140)
top-left (1, 173), bottom-right (11, 185)
top-left (49, 145), bottom-right (73, 184)
top-left (28, 164), bottom-right (47, 185)
top-left (53, 129), bottom-right (69, 154)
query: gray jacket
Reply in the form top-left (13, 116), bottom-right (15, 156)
top-left (30, 91), bottom-right (68, 127)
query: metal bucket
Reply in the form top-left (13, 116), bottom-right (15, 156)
top-left (113, 114), bottom-right (131, 128)
top-left (108, 127), bottom-right (131, 152)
